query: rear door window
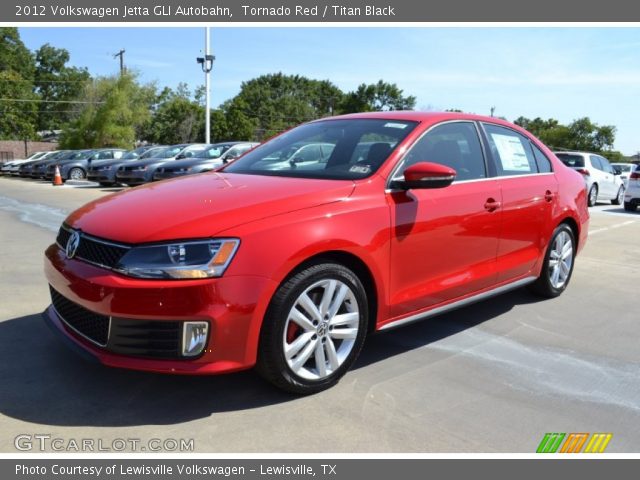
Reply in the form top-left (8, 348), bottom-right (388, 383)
top-left (483, 124), bottom-right (538, 176)
top-left (590, 155), bottom-right (604, 171)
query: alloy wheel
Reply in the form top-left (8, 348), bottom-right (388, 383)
top-left (283, 279), bottom-right (359, 380)
top-left (548, 230), bottom-right (573, 289)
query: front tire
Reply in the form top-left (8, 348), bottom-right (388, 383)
top-left (529, 224), bottom-right (576, 298)
top-left (612, 186), bottom-right (624, 205)
top-left (624, 202), bottom-right (637, 212)
top-left (257, 262), bottom-right (368, 395)
top-left (587, 184), bottom-right (598, 207)
top-left (68, 167), bottom-right (85, 180)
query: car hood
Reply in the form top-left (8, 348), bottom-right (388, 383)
top-left (65, 173), bottom-right (356, 243)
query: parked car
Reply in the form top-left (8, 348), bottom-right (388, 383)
top-left (115, 144), bottom-right (208, 186)
top-left (555, 151), bottom-right (625, 206)
top-left (153, 142), bottom-right (259, 180)
top-left (0, 151), bottom-right (48, 175)
top-left (611, 163), bottom-right (634, 189)
top-left (43, 112), bottom-right (588, 394)
top-left (16, 151), bottom-right (62, 177)
top-left (28, 151), bottom-right (75, 178)
top-left (88, 146), bottom-right (166, 186)
top-left (45, 148), bottom-right (127, 181)
top-left (623, 164), bottom-right (640, 212)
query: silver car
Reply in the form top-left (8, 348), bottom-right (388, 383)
top-left (555, 151), bottom-right (625, 206)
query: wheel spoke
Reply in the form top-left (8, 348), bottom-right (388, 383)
top-left (551, 265), bottom-right (561, 286)
top-left (289, 308), bottom-right (315, 332)
top-left (560, 260), bottom-right (571, 278)
top-left (330, 328), bottom-right (358, 340)
top-left (329, 311), bottom-right (359, 327)
top-left (327, 284), bottom-right (348, 318)
top-left (319, 280), bottom-right (337, 316)
top-left (325, 339), bottom-right (340, 371)
top-left (290, 337), bottom-right (317, 372)
top-left (297, 293), bottom-right (322, 322)
top-left (314, 341), bottom-right (327, 377)
top-left (285, 331), bottom-right (314, 360)
top-left (561, 243), bottom-right (573, 260)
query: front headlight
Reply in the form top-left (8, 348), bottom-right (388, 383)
top-left (114, 239), bottom-right (239, 279)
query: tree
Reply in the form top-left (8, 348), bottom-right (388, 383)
top-left (33, 43), bottom-right (91, 133)
top-left (216, 73), bottom-right (344, 141)
top-left (514, 116), bottom-right (617, 154)
top-left (339, 80), bottom-right (416, 113)
top-left (60, 73), bottom-right (154, 149)
top-left (0, 28), bottom-right (37, 140)
top-left (144, 83), bottom-right (205, 144)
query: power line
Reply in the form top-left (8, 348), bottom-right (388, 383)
top-left (0, 98), bottom-right (105, 104)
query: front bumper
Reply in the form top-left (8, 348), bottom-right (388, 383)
top-left (116, 171), bottom-right (148, 185)
top-left (88, 169), bottom-right (117, 184)
top-left (153, 171), bottom-right (187, 180)
top-left (44, 243), bottom-right (277, 374)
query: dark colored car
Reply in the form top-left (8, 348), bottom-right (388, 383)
top-left (115, 144), bottom-right (208, 186)
top-left (45, 148), bottom-right (127, 181)
top-left (44, 112), bottom-right (589, 394)
top-left (27, 151), bottom-right (76, 178)
top-left (153, 142), bottom-right (259, 180)
top-left (88, 146), bottom-right (166, 186)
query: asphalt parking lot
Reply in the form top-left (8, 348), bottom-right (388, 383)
top-left (0, 176), bottom-right (639, 453)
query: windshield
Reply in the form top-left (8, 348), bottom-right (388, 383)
top-left (223, 119), bottom-right (418, 180)
top-left (139, 147), bottom-right (165, 159)
top-left (153, 146), bottom-right (186, 158)
top-left (121, 147), bottom-right (150, 160)
top-left (198, 144), bottom-right (233, 159)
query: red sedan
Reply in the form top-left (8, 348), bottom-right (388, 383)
top-left (43, 112), bottom-right (589, 394)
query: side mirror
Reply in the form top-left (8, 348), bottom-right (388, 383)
top-left (176, 153), bottom-right (186, 160)
top-left (391, 162), bottom-right (456, 190)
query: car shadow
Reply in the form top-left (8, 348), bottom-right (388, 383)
top-left (0, 288), bottom-right (542, 427)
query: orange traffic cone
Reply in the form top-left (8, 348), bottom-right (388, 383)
top-left (53, 165), bottom-right (63, 186)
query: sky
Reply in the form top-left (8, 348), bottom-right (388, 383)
top-left (18, 27), bottom-right (640, 155)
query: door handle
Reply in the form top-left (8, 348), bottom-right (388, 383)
top-left (484, 198), bottom-right (501, 212)
top-left (544, 190), bottom-right (555, 202)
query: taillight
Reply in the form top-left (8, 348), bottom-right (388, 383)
top-left (577, 168), bottom-right (590, 176)
top-left (630, 171), bottom-right (640, 180)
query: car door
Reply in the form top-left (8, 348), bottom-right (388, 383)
top-left (387, 121), bottom-right (501, 318)
top-left (481, 123), bottom-right (557, 283)
top-left (598, 156), bottom-right (620, 196)
top-left (590, 155), bottom-right (612, 198)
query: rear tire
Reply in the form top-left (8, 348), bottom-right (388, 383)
top-left (257, 262), bottom-right (368, 395)
top-left (612, 186), bottom-right (624, 205)
top-left (587, 184), bottom-right (598, 207)
top-left (99, 182), bottom-right (112, 187)
top-left (624, 202), bottom-right (637, 212)
top-left (529, 224), bottom-right (576, 298)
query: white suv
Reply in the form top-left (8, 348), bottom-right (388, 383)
top-left (623, 164), bottom-right (640, 212)
top-left (555, 151), bottom-right (625, 206)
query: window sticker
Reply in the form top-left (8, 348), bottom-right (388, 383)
top-left (383, 122), bottom-right (408, 129)
top-left (349, 165), bottom-right (371, 174)
top-left (491, 133), bottom-right (530, 171)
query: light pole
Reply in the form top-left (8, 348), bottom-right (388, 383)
top-left (196, 28), bottom-right (214, 144)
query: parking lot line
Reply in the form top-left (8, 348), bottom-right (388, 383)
top-left (589, 220), bottom-right (638, 235)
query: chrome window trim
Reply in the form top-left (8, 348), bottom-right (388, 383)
top-left (51, 303), bottom-right (111, 348)
top-left (379, 276), bottom-right (537, 331)
top-left (384, 172), bottom-right (555, 193)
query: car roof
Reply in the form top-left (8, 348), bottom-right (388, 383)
top-left (320, 110), bottom-right (517, 127)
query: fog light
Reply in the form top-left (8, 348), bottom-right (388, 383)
top-left (182, 322), bottom-right (209, 357)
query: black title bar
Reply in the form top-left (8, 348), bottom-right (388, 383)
top-left (5, 0), bottom-right (640, 22)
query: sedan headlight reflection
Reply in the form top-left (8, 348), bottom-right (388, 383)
top-left (115, 239), bottom-right (239, 279)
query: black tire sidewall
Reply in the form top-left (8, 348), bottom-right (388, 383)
top-left (588, 185), bottom-right (597, 207)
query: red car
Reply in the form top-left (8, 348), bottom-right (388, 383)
top-left (43, 112), bottom-right (589, 394)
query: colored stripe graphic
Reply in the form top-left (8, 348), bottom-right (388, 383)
top-left (560, 433), bottom-right (589, 453)
top-left (537, 433), bottom-right (565, 453)
top-left (584, 433), bottom-right (613, 453)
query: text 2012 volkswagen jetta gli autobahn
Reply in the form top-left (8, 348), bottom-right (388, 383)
top-left (44, 112), bottom-right (589, 394)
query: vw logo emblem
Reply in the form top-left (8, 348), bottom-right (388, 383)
top-left (66, 231), bottom-right (81, 259)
